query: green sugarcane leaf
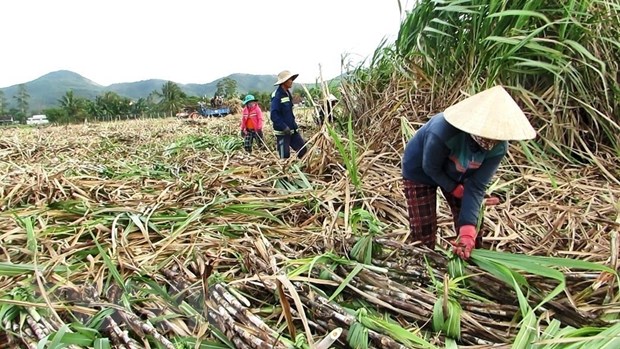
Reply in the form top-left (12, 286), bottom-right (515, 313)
top-left (93, 338), bottom-right (111, 349)
top-left (472, 256), bottom-right (531, 315)
top-left (512, 311), bottom-right (537, 349)
top-left (329, 264), bottom-right (363, 301)
top-left (539, 319), bottom-right (562, 341)
top-left (0, 262), bottom-right (68, 276)
top-left (432, 296), bottom-right (445, 332)
top-left (474, 249), bottom-right (616, 274)
top-left (445, 300), bottom-right (461, 339)
top-left (487, 9), bottom-right (550, 23)
top-left (91, 231), bottom-right (125, 291)
top-left (347, 321), bottom-right (369, 349)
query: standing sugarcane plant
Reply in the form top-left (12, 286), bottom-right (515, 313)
top-left (326, 117), bottom-right (362, 190)
top-left (400, 0), bottom-right (620, 158)
top-left (326, 115), bottom-right (391, 267)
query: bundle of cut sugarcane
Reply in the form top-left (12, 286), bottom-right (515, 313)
top-left (329, 263), bottom-right (513, 345)
top-left (0, 306), bottom-right (82, 349)
top-left (207, 282), bottom-right (291, 349)
top-left (66, 283), bottom-right (177, 349)
top-left (0, 284), bottom-right (178, 349)
top-left (371, 238), bottom-right (611, 327)
top-left (240, 276), bottom-right (416, 349)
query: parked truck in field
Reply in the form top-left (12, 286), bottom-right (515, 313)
top-left (26, 114), bottom-right (50, 125)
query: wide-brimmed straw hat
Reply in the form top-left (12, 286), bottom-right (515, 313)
top-left (443, 85), bottom-right (536, 140)
top-left (274, 70), bottom-right (299, 86)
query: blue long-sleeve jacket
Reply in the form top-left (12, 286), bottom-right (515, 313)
top-left (270, 86), bottom-right (298, 131)
top-left (402, 113), bottom-right (507, 227)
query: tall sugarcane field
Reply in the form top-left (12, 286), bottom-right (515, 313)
top-left (1, 1), bottom-right (620, 349)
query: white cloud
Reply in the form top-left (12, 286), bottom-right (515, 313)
top-left (0, 0), bottom-right (412, 87)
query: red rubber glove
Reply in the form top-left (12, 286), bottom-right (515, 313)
top-left (453, 225), bottom-right (477, 259)
top-left (451, 184), bottom-right (464, 199)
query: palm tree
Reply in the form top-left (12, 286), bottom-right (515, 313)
top-left (156, 81), bottom-right (186, 116)
top-left (95, 92), bottom-right (132, 120)
top-left (58, 90), bottom-right (84, 121)
top-left (129, 98), bottom-right (150, 118)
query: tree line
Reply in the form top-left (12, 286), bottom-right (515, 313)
top-left (0, 80), bottom-right (235, 124)
top-left (0, 77), bottom-right (336, 124)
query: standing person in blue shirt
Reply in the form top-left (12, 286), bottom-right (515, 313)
top-left (270, 70), bottom-right (307, 159)
top-left (401, 86), bottom-right (536, 259)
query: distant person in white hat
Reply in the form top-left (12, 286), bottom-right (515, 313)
top-left (270, 70), bottom-right (307, 159)
top-left (401, 85), bottom-right (536, 259)
top-left (317, 93), bottom-right (339, 125)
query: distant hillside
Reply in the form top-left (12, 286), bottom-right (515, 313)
top-left (106, 79), bottom-right (169, 100)
top-left (182, 74), bottom-right (278, 98)
top-left (108, 73), bottom-right (279, 99)
top-left (1, 71), bottom-right (105, 111)
top-left (0, 70), bottom-right (279, 112)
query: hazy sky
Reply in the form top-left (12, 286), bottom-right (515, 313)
top-left (0, 0), bottom-right (413, 88)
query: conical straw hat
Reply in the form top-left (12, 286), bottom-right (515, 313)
top-left (443, 85), bottom-right (536, 140)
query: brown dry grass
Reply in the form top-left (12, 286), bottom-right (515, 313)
top-left (0, 115), bottom-right (618, 348)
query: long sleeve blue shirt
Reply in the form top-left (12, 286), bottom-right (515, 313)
top-left (270, 86), bottom-right (298, 131)
top-left (402, 113), bottom-right (507, 227)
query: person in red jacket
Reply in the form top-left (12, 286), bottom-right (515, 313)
top-left (401, 86), bottom-right (536, 259)
top-left (240, 94), bottom-right (264, 153)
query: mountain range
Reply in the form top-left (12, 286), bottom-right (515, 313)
top-left (0, 70), bottom-right (279, 112)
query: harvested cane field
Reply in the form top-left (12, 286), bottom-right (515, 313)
top-left (2, 1), bottom-right (620, 348)
top-left (0, 113), bottom-right (619, 348)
